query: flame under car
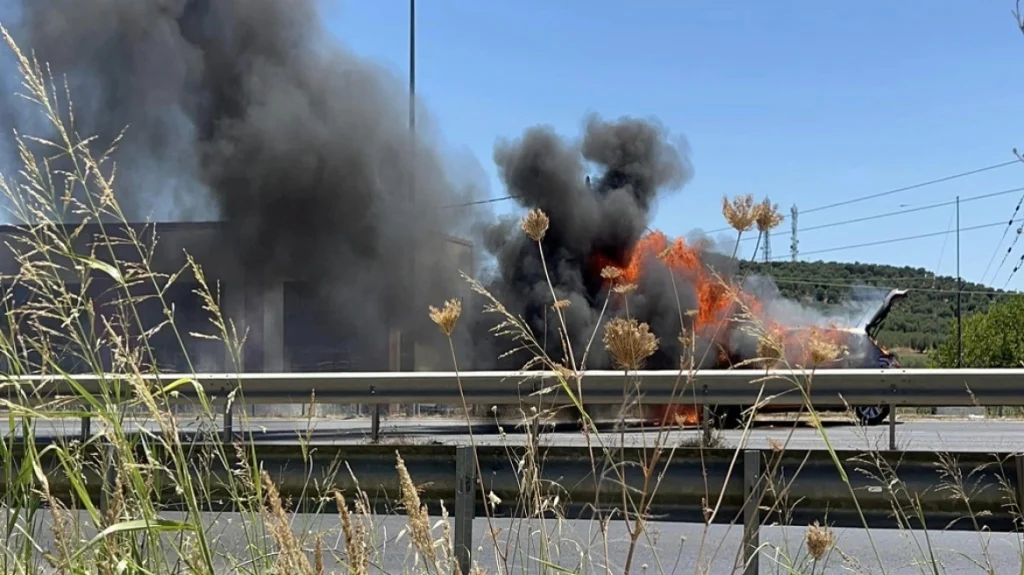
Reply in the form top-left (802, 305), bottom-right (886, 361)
top-left (647, 288), bottom-right (908, 428)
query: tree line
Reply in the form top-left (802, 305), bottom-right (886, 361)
top-left (734, 260), bottom-right (1010, 353)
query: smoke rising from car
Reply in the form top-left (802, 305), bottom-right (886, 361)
top-left (0, 0), bottom-right (489, 361)
top-left (468, 115), bottom-right (697, 369)
top-left (0, 1), bottom-right (895, 374)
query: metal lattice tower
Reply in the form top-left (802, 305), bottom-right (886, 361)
top-left (790, 204), bottom-right (799, 261)
top-left (762, 230), bottom-right (772, 262)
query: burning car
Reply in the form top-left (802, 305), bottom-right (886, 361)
top-left (651, 288), bottom-right (909, 429)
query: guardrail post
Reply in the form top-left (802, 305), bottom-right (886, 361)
top-left (701, 405), bottom-right (711, 446)
top-left (454, 446), bottom-right (477, 575)
top-left (888, 402), bottom-right (896, 451)
top-left (1016, 453), bottom-right (1024, 528)
top-left (371, 404), bottom-right (381, 443)
top-left (79, 415), bottom-right (91, 442)
top-left (743, 449), bottom-right (762, 575)
top-left (100, 441), bottom-right (117, 515)
top-left (368, 384), bottom-right (381, 443)
top-left (223, 399), bottom-right (234, 444)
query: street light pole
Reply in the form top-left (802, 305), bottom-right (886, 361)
top-left (956, 195), bottom-right (962, 368)
top-left (405, 0), bottom-right (418, 416)
top-left (405, 0), bottom-right (409, 134)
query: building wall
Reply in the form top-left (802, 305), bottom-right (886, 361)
top-left (0, 222), bottom-right (473, 416)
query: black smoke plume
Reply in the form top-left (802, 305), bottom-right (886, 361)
top-left (0, 0), bottom-right (486, 364)
top-left (470, 116), bottom-right (700, 370)
top-left (0, 0), bottom-right (728, 374)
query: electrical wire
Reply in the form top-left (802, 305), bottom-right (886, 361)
top-left (764, 276), bottom-right (1009, 297)
top-left (704, 161), bottom-right (1020, 235)
top-left (801, 160), bottom-right (1019, 215)
top-left (736, 266), bottom-right (1007, 291)
top-left (451, 159), bottom-right (1020, 216)
top-left (992, 223), bottom-right (1024, 288)
top-left (980, 189), bottom-right (1024, 285)
top-left (442, 195), bottom-right (518, 208)
top-left (932, 205), bottom-right (956, 287)
top-left (726, 185), bottom-right (1024, 243)
top-left (1002, 251), bottom-right (1024, 289)
top-left (768, 218), bottom-right (1024, 260)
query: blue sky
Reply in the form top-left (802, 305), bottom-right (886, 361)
top-left (326, 1), bottom-right (1024, 289)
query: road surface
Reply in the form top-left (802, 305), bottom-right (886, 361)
top-left (7, 414), bottom-right (1024, 572)
top-left (9, 413), bottom-right (1022, 452)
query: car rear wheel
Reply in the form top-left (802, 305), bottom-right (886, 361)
top-left (854, 404), bottom-right (890, 426)
top-left (707, 405), bottom-right (744, 429)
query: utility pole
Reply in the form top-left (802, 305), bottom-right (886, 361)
top-left (409, 0), bottom-right (416, 137)
top-left (407, 0), bottom-right (418, 415)
top-left (390, 0), bottom-right (417, 419)
top-left (956, 195), bottom-right (962, 368)
top-left (790, 204), bottom-right (799, 261)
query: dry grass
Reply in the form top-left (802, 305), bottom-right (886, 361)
top-left (0, 21), bottom-right (1019, 575)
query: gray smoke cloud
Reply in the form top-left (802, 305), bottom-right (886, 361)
top-left (0, 1), bottom-right (893, 376)
top-left (727, 274), bottom-right (893, 365)
top-left (470, 115), bottom-right (700, 369)
top-left (1, 0), bottom-right (488, 360)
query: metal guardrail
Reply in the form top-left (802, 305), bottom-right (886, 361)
top-left (9, 367), bottom-right (1024, 406)
top-left (13, 367), bottom-right (1024, 451)
top-left (4, 441), bottom-right (1022, 575)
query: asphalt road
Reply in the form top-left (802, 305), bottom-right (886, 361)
top-left (12, 414), bottom-right (1021, 453)
top-left (7, 511), bottom-right (1022, 573)
top-left (7, 414), bottom-right (1024, 572)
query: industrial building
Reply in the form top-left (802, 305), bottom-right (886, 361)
top-left (0, 221), bottom-right (474, 413)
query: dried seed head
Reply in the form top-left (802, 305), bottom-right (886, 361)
top-left (314, 534), bottom-right (324, 575)
top-left (520, 208), bottom-right (550, 242)
top-left (603, 317), bottom-right (659, 370)
top-left (600, 266), bottom-right (623, 280)
top-left (261, 471), bottom-right (313, 574)
top-left (429, 298), bottom-right (462, 336)
top-left (807, 331), bottom-right (843, 366)
top-left (678, 331), bottom-right (694, 350)
top-left (553, 299), bottom-right (571, 310)
top-left (806, 520), bottom-right (834, 561)
top-left (721, 194), bottom-right (757, 232)
top-left (612, 283), bottom-right (637, 294)
top-left (553, 363), bottom-right (578, 383)
top-left (756, 332), bottom-right (783, 365)
top-left (754, 198), bottom-right (784, 232)
top-left (396, 452), bottom-right (437, 566)
top-left (335, 491), bottom-right (369, 575)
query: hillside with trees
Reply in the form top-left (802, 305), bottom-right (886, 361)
top-left (930, 294), bottom-right (1024, 368)
top-left (732, 260), bottom-right (1011, 351)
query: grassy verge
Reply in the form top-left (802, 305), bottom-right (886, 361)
top-left (0, 26), bottom-right (1020, 575)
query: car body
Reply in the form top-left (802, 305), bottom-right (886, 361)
top-left (649, 288), bottom-right (908, 428)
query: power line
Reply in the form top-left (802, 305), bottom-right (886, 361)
top-left (932, 205), bottom-right (956, 286)
top-left (732, 185), bottom-right (1024, 243)
top-left (703, 160), bottom-right (1020, 235)
top-left (1002, 251), bottom-right (1024, 288)
top-left (452, 160), bottom-right (1021, 214)
top-left (738, 267), bottom-right (1008, 289)
top-left (771, 218), bottom-right (1024, 259)
top-left (764, 276), bottom-right (1011, 297)
top-left (984, 196), bottom-right (1024, 286)
top-left (443, 195), bottom-right (517, 208)
top-left (802, 160), bottom-right (1019, 215)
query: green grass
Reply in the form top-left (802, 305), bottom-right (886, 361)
top-left (0, 23), bottom-right (1021, 575)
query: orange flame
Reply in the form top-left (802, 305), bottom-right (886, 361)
top-left (614, 231), bottom-right (739, 427)
top-left (620, 231), bottom-right (736, 330)
top-left (602, 230), bottom-right (864, 428)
